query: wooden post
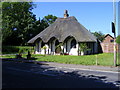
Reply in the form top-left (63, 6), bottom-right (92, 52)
top-left (96, 55), bottom-right (98, 65)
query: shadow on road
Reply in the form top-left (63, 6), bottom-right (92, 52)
top-left (2, 60), bottom-right (120, 88)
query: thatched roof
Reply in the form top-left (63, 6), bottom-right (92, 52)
top-left (28, 16), bottom-right (97, 43)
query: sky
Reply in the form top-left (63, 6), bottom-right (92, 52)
top-left (31, 2), bottom-right (119, 36)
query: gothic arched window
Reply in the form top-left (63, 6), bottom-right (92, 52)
top-left (71, 39), bottom-right (76, 48)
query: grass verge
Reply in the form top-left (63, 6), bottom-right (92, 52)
top-left (1, 53), bottom-right (119, 66)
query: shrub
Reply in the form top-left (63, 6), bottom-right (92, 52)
top-left (2, 46), bottom-right (19, 54)
top-left (2, 46), bottom-right (34, 54)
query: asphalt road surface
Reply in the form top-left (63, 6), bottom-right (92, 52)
top-left (2, 60), bottom-right (120, 88)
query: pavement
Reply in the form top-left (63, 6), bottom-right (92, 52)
top-left (1, 58), bottom-right (120, 73)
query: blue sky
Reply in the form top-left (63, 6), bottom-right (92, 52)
top-left (32, 2), bottom-right (119, 36)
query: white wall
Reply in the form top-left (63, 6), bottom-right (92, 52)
top-left (64, 38), bottom-right (79, 55)
top-left (35, 40), bottom-right (41, 54)
top-left (69, 43), bottom-right (79, 55)
top-left (41, 44), bottom-right (49, 55)
top-left (35, 39), bottom-right (98, 55)
top-left (48, 42), bottom-right (51, 54)
top-left (35, 40), bottom-right (50, 55)
top-left (63, 42), bottom-right (66, 53)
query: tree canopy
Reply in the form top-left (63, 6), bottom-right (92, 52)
top-left (2, 2), bottom-right (36, 45)
top-left (92, 31), bottom-right (105, 42)
top-left (116, 35), bottom-right (120, 44)
top-left (42, 14), bottom-right (57, 25)
top-left (30, 16), bottom-right (56, 39)
top-left (2, 2), bottom-right (57, 46)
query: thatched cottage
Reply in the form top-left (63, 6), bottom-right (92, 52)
top-left (28, 10), bottom-right (99, 55)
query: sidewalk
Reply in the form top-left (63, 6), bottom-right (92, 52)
top-left (2, 58), bottom-right (120, 73)
top-left (45, 62), bottom-right (120, 73)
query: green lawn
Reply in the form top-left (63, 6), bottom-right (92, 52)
top-left (35, 53), bottom-right (117, 66)
top-left (1, 53), bottom-right (119, 66)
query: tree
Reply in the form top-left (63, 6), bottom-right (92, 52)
top-left (42, 14), bottom-right (57, 25)
top-left (29, 15), bottom-right (57, 41)
top-left (2, 2), bottom-right (57, 46)
top-left (116, 35), bottom-right (120, 44)
top-left (55, 43), bottom-right (63, 54)
top-left (78, 43), bottom-right (91, 55)
top-left (28, 19), bottom-right (42, 39)
top-left (2, 2), bottom-right (36, 45)
top-left (32, 18), bottom-right (49, 36)
top-left (92, 31), bottom-right (105, 42)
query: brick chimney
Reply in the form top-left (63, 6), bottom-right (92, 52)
top-left (64, 10), bottom-right (69, 18)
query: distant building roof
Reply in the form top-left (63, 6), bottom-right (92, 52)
top-left (104, 34), bottom-right (114, 39)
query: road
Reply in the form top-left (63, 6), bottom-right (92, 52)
top-left (2, 60), bottom-right (120, 88)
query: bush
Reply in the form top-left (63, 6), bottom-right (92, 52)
top-left (18, 48), bottom-right (24, 55)
top-left (2, 46), bottom-right (19, 54)
top-left (2, 46), bottom-right (34, 54)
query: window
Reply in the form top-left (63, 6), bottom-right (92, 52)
top-left (71, 39), bottom-right (76, 48)
top-left (110, 40), bottom-right (114, 42)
